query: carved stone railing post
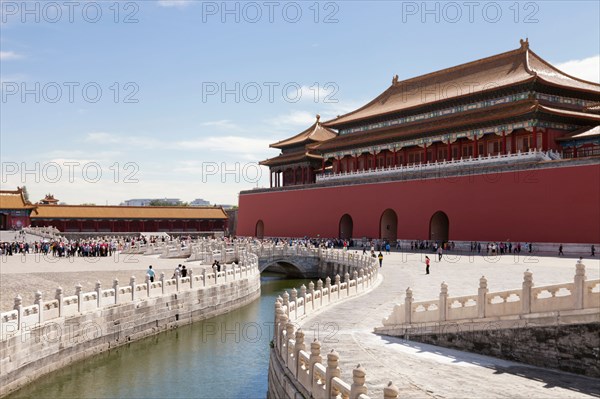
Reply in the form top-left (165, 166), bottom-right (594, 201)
top-left (277, 312), bottom-right (289, 352)
top-left (130, 276), bottom-right (136, 301)
top-left (75, 283), bottom-right (83, 313)
top-left (285, 321), bottom-right (296, 366)
top-left (309, 339), bottom-right (322, 389)
top-left (14, 295), bottom-right (22, 331)
top-left (384, 381), bottom-right (400, 399)
top-left (175, 268), bottom-right (181, 291)
top-left (325, 277), bottom-right (332, 302)
top-left (405, 287), bottom-right (413, 325)
top-left (282, 291), bottom-right (290, 317)
top-left (113, 279), bottom-right (119, 304)
top-left (160, 273), bottom-right (166, 294)
top-left (291, 287), bottom-right (298, 304)
top-left (478, 276), bottom-right (488, 318)
top-left (350, 364), bottom-right (368, 399)
top-left (359, 269), bottom-right (365, 290)
top-left (55, 286), bottom-right (64, 317)
top-left (300, 284), bottom-right (307, 315)
top-left (522, 270), bottom-right (533, 314)
top-left (439, 282), bottom-right (448, 322)
top-left (574, 262), bottom-right (586, 309)
top-left (353, 270), bottom-right (358, 293)
top-left (213, 265), bottom-right (218, 284)
top-left (95, 281), bottom-right (102, 307)
top-left (35, 291), bottom-right (43, 323)
top-left (274, 299), bottom-right (283, 341)
top-left (189, 269), bottom-right (194, 289)
top-left (294, 329), bottom-right (305, 377)
top-left (335, 274), bottom-right (341, 299)
top-left (145, 274), bottom-right (151, 297)
top-left (291, 288), bottom-right (298, 319)
top-left (345, 272), bottom-right (351, 295)
top-left (202, 268), bottom-right (207, 287)
top-left (326, 349), bottom-right (341, 397)
top-left (308, 281), bottom-right (315, 310)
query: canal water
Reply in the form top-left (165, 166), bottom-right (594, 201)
top-left (8, 274), bottom-right (309, 399)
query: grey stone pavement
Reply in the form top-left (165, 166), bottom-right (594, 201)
top-left (299, 251), bottom-right (600, 398)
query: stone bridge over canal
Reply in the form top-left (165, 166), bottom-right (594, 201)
top-left (125, 238), bottom-right (375, 279)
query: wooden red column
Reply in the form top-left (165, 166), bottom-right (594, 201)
top-left (511, 131), bottom-right (517, 153)
top-left (393, 149), bottom-right (397, 166)
top-left (502, 130), bottom-right (507, 154)
top-left (269, 172), bottom-right (272, 188)
top-left (473, 136), bottom-right (479, 158)
top-left (447, 141), bottom-right (451, 161)
top-left (321, 159), bottom-right (325, 174)
top-left (542, 128), bottom-right (548, 151)
top-left (301, 166), bottom-right (305, 184)
top-left (532, 126), bottom-right (538, 150)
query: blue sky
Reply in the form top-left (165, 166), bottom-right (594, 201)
top-left (1, 0), bottom-right (599, 205)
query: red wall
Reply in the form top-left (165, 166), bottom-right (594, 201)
top-left (237, 164), bottom-right (600, 243)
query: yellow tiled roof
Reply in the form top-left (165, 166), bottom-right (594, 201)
top-left (32, 205), bottom-right (228, 220)
top-left (0, 190), bottom-right (35, 210)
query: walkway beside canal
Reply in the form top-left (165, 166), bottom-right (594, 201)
top-left (298, 251), bottom-right (600, 398)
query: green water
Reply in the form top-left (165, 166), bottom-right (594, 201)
top-left (8, 274), bottom-right (309, 399)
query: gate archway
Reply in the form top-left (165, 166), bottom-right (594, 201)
top-left (339, 214), bottom-right (353, 239)
top-left (429, 211), bottom-right (449, 242)
top-left (379, 209), bottom-right (398, 241)
top-left (255, 220), bottom-right (264, 239)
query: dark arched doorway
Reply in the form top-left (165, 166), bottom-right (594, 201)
top-left (430, 211), bottom-right (449, 242)
top-left (339, 214), bottom-right (353, 239)
top-left (379, 209), bottom-right (398, 241)
top-left (255, 220), bottom-right (264, 239)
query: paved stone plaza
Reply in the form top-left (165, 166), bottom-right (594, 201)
top-left (0, 233), bottom-right (210, 312)
top-left (299, 251), bottom-right (600, 398)
top-left (1, 243), bottom-right (599, 398)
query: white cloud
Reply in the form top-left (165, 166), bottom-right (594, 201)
top-left (84, 132), bottom-right (163, 150)
top-left (85, 132), bottom-right (121, 144)
top-left (0, 51), bottom-right (22, 61)
top-left (200, 120), bottom-right (244, 131)
top-left (555, 55), bottom-right (600, 83)
top-left (157, 0), bottom-right (193, 8)
top-left (266, 110), bottom-right (316, 129)
top-left (83, 131), bottom-right (272, 159)
top-left (173, 136), bottom-right (273, 158)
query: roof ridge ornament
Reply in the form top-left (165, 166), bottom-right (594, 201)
top-left (392, 74), bottom-right (399, 85)
top-left (316, 114), bottom-right (321, 123)
top-left (520, 38), bottom-right (529, 50)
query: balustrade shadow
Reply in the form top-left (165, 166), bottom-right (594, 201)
top-left (375, 336), bottom-right (600, 398)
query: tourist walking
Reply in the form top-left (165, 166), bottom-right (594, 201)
top-left (558, 244), bottom-right (564, 256)
top-left (147, 265), bottom-right (155, 283)
top-left (592, 245), bottom-right (596, 257)
top-left (437, 246), bottom-right (443, 261)
top-left (425, 256), bottom-right (430, 274)
top-left (378, 252), bottom-right (383, 267)
top-left (181, 265), bottom-right (187, 277)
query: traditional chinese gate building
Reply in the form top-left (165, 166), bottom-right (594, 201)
top-left (238, 41), bottom-right (600, 243)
